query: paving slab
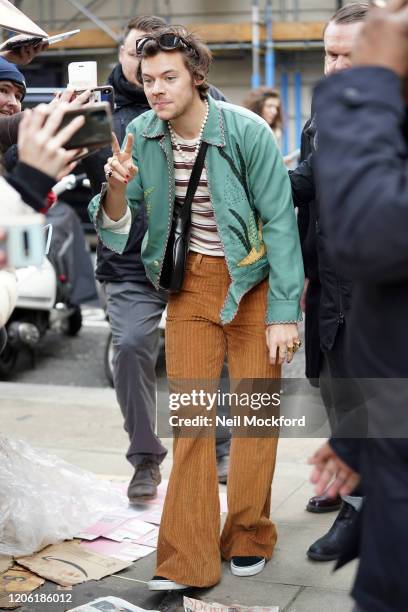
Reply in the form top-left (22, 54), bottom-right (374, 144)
top-left (284, 586), bottom-right (355, 612)
top-left (0, 382), bottom-right (358, 612)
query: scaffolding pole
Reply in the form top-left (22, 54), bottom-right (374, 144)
top-left (264, 0), bottom-right (274, 87)
top-left (280, 71), bottom-right (289, 155)
top-left (60, 0), bottom-right (105, 30)
top-left (294, 70), bottom-right (302, 147)
top-left (66, 0), bottom-right (120, 42)
top-left (251, 0), bottom-right (261, 88)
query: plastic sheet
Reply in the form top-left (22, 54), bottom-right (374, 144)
top-left (0, 436), bottom-right (127, 557)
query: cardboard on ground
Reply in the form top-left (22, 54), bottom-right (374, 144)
top-left (0, 556), bottom-right (12, 573)
top-left (16, 541), bottom-right (131, 587)
top-left (0, 0), bottom-right (47, 36)
top-left (0, 565), bottom-right (44, 609)
top-left (80, 538), bottom-right (154, 563)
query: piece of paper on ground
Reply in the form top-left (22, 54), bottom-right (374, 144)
top-left (183, 598), bottom-right (279, 612)
top-left (76, 516), bottom-right (130, 541)
top-left (103, 518), bottom-right (155, 543)
top-left (68, 596), bottom-right (160, 611)
top-left (133, 526), bottom-right (159, 548)
top-left (0, 565), bottom-right (44, 609)
top-left (17, 541), bottom-right (131, 586)
top-left (80, 538), bottom-right (154, 562)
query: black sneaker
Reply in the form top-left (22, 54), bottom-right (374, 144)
top-left (148, 575), bottom-right (189, 590)
top-left (127, 459), bottom-right (161, 503)
top-left (230, 556), bottom-right (266, 576)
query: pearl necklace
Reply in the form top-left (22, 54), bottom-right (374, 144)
top-left (168, 99), bottom-right (209, 163)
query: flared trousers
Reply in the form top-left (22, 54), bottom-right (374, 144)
top-left (156, 253), bottom-right (281, 586)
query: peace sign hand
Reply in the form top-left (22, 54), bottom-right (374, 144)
top-left (104, 132), bottom-right (138, 191)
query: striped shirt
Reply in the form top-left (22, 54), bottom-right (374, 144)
top-left (172, 132), bottom-right (224, 257)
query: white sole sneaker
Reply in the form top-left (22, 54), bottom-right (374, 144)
top-left (230, 557), bottom-right (266, 577)
top-left (148, 577), bottom-right (189, 591)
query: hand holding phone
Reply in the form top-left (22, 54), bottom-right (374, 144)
top-left (59, 102), bottom-right (112, 151)
top-left (73, 86), bottom-right (114, 111)
top-left (18, 104), bottom-right (86, 180)
top-left (0, 34), bottom-right (49, 65)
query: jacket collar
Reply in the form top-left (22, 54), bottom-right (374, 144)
top-left (142, 94), bottom-right (225, 147)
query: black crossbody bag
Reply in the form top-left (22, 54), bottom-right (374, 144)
top-left (159, 141), bottom-right (208, 293)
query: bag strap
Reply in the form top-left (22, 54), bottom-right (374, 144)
top-left (179, 141), bottom-right (208, 224)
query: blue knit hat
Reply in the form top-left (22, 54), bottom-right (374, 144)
top-left (0, 57), bottom-right (26, 99)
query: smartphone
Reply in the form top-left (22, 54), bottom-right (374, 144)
top-left (47, 30), bottom-right (80, 45)
top-left (0, 30), bottom-right (80, 52)
top-left (74, 86), bottom-right (115, 112)
top-left (59, 102), bottom-right (112, 151)
top-left (0, 35), bottom-right (43, 51)
top-left (68, 61), bottom-right (97, 88)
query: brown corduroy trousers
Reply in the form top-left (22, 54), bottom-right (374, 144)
top-left (156, 253), bottom-right (280, 587)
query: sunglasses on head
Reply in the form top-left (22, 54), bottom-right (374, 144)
top-left (135, 33), bottom-right (193, 56)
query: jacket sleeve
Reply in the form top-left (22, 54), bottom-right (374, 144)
top-left (6, 162), bottom-right (55, 212)
top-left (246, 122), bottom-right (304, 323)
top-left (329, 438), bottom-right (363, 474)
top-left (87, 121), bottom-right (144, 254)
top-left (289, 154), bottom-right (315, 209)
top-left (314, 67), bottom-right (408, 282)
top-left (290, 121), bottom-right (316, 278)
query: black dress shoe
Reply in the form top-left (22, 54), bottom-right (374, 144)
top-left (127, 459), bottom-right (161, 503)
top-left (306, 493), bottom-right (342, 513)
top-left (307, 501), bottom-right (357, 561)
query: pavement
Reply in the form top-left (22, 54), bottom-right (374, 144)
top-left (1, 380), bottom-right (358, 612)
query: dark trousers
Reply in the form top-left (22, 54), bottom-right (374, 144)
top-left (320, 323), bottom-right (366, 436)
top-left (105, 280), bottom-right (230, 468)
top-left (320, 323), bottom-right (366, 502)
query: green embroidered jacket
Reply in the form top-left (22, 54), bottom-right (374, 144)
top-left (88, 95), bottom-right (304, 324)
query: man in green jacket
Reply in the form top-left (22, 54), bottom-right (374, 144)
top-left (89, 25), bottom-right (303, 590)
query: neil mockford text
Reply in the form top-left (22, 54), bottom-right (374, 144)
top-left (168, 390), bottom-right (307, 428)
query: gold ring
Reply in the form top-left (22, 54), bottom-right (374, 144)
top-left (287, 346), bottom-right (294, 353)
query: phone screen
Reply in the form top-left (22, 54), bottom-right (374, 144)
top-left (74, 87), bottom-right (114, 111)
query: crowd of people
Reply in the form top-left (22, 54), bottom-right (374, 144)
top-left (1, 1), bottom-right (408, 610)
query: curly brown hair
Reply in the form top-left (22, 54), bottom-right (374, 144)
top-left (242, 87), bottom-right (283, 131)
top-left (136, 25), bottom-right (212, 99)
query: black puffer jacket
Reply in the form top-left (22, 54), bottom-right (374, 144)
top-left (290, 112), bottom-right (353, 354)
top-left (84, 64), bottom-right (227, 284)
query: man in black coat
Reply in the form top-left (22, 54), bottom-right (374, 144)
top-left (290, 2), bottom-right (369, 560)
top-left (310, 1), bottom-right (408, 610)
top-left (84, 15), bottom-right (230, 503)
